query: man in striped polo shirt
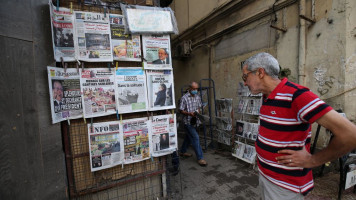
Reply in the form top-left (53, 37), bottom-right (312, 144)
top-left (242, 52), bottom-right (356, 199)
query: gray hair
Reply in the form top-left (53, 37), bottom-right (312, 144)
top-left (243, 52), bottom-right (280, 78)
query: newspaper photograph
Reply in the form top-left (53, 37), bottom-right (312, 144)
top-left (232, 141), bottom-right (245, 158)
top-left (142, 35), bottom-right (172, 69)
top-left (243, 144), bottom-right (257, 163)
top-left (151, 114), bottom-right (177, 157)
top-left (122, 117), bottom-right (151, 164)
top-left (146, 70), bottom-right (175, 111)
top-left (115, 67), bottom-right (148, 114)
top-left (47, 66), bottom-right (82, 124)
top-left (49, 1), bottom-right (75, 62)
top-left (73, 11), bottom-right (113, 62)
top-left (217, 129), bottom-right (231, 146)
top-left (216, 98), bottom-right (233, 113)
top-left (110, 14), bottom-right (141, 61)
top-left (80, 68), bottom-right (116, 118)
top-left (88, 121), bottom-right (123, 172)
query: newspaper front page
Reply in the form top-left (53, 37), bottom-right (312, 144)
top-left (80, 68), bottom-right (116, 118)
top-left (110, 14), bottom-right (141, 61)
top-left (49, 2), bottom-right (75, 62)
top-left (150, 114), bottom-right (177, 157)
top-left (115, 67), bottom-right (148, 114)
top-left (73, 11), bottom-right (113, 62)
top-left (146, 70), bottom-right (175, 111)
top-left (122, 117), bottom-right (151, 164)
top-left (88, 121), bottom-right (124, 172)
top-left (47, 66), bottom-right (82, 124)
top-left (142, 35), bottom-right (172, 69)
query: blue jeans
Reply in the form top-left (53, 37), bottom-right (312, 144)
top-left (180, 124), bottom-right (203, 160)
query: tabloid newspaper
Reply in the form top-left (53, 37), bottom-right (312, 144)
top-left (47, 66), bottom-right (82, 124)
top-left (73, 11), bottom-right (113, 62)
top-left (49, 1), bottom-right (75, 62)
top-left (150, 114), bottom-right (177, 157)
top-left (80, 68), bottom-right (116, 118)
top-left (115, 67), bottom-right (148, 114)
top-left (122, 117), bottom-right (151, 164)
top-left (109, 14), bottom-right (141, 61)
top-left (88, 121), bottom-right (124, 172)
top-left (142, 35), bottom-right (172, 70)
top-left (217, 129), bottom-right (231, 146)
top-left (146, 70), bottom-right (175, 111)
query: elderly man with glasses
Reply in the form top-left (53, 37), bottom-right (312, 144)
top-left (242, 52), bottom-right (356, 200)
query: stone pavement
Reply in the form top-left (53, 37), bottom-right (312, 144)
top-left (175, 145), bottom-right (356, 200)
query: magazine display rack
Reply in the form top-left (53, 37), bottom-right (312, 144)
top-left (216, 98), bottom-right (233, 146)
top-left (232, 82), bottom-right (262, 164)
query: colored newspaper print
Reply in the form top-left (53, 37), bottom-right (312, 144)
top-left (151, 114), bottom-right (177, 157)
top-left (47, 66), bottom-right (82, 124)
top-left (88, 121), bottom-right (123, 172)
top-left (146, 70), bottom-right (175, 111)
top-left (110, 14), bottom-right (141, 61)
top-left (73, 11), bottom-right (113, 62)
top-left (142, 35), bottom-right (172, 69)
top-left (123, 117), bottom-right (151, 164)
top-left (115, 68), bottom-right (148, 114)
top-left (49, 1), bottom-right (75, 62)
top-left (80, 68), bottom-right (116, 118)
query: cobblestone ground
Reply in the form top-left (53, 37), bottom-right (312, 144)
top-left (176, 144), bottom-right (356, 200)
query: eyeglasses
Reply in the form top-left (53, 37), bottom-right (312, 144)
top-left (242, 69), bottom-right (258, 82)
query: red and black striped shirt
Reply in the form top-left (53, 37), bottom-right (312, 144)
top-left (256, 78), bottom-right (332, 195)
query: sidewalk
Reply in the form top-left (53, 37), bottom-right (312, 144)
top-left (176, 145), bottom-right (356, 200)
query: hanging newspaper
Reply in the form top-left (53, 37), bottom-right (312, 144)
top-left (142, 35), bottom-right (172, 69)
top-left (73, 11), bottom-right (113, 62)
top-left (88, 121), bottom-right (123, 172)
top-left (146, 70), bottom-right (175, 111)
top-left (217, 129), bottom-right (231, 146)
top-left (120, 4), bottom-right (179, 34)
top-left (150, 114), bottom-right (177, 157)
top-left (80, 68), bottom-right (116, 118)
top-left (216, 98), bottom-right (233, 113)
top-left (49, 1), bottom-right (75, 62)
top-left (115, 67), bottom-right (148, 113)
top-left (47, 66), bottom-right (82, 124)
top-left (110, 14), bottom-right (141, 61)
top-left (122, 117), bottom-right (151, 164)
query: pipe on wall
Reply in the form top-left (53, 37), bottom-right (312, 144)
top-left (298, 0), bottom-right (307, 85)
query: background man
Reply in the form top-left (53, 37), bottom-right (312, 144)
top-left (242, 52), bottom-right (356, 199)
top-left (152, 48), bottom-right (170, 64)
top-left (179, 82), bottom-right (207, 166)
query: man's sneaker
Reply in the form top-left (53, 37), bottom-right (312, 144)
top-left (179, 152), bottom-right (192, 157)
top-left (198, 159), bottom-right (207, 166)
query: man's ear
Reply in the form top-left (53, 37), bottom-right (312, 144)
top-left (258, 68), bottom-right (265, 78)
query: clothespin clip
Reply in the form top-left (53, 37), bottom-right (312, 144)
top-left (120, 114), bottom-right (123, 124)
top-left (83, 114), bottom-right (86, 124)
top-left (56, 0), bottom-right (59, 11)
top-left (116, 62), bottom-right (118, 71)
top-left (142, 61), bottom-right (144, 70)
top-left (81, 62), bottom-right (85, 72)
top-left (70, 2), bottom-right (73, 13)
top-left (146, 111), bottom-right (150, 119)
top-left (60, 57), bottom-right (64, 68)
top-left (104, 6), bottom-right (107, 18)
top-left (150, 155), bottom-right (154, 162)
top-left (67, 118), bottom-right (70, 125)
top-left (64, 63), bottom-right (68, 73)
top-left (76, 62), bottom-right (79, 73)
top-left (171, 109), bottom-right (174, 118)
top-left (116, 110), bottom-right (119, 120)
top-left (121, 163), bottom-right (124, 169)
top-left (90, 118), bottom-right (94, 132)
top-left (107, 63), bottom-right (111, 72)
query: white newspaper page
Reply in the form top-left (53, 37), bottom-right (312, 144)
top-left (80, 68), bottom-right (116, 118)
top-left (110, 14), bottom-right (141, 61)
top-left (142, 35), bottom-right (172, 69)
top-left (150, 114), bottom-right (177, 157)
top-left (122, 117), bottom-right (151, 164)
top-left (146, 70), bottom-right (175, 111)
top-left (73, 11), bottom-right (113, 62)
top-left (49, 1), bottom-right (75, 62)
top-left (47, 66), bottom-right (82, 124)
top-left (88, 121), bottom-right (124, 172)
top-left (115, 67), bottom-right (148, 114)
